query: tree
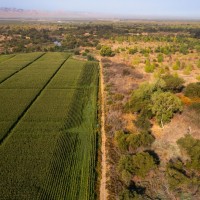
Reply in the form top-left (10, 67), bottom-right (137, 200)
top-left (118, 153), bottom-right (157, 179)
top-left (151, 92), bottom-right (183, 126)
top-left (100, 46), bottom-right (114, 57)
top-left (177, 135), bottom-right (200, 171)
top-left (131, 152), bottom-right (157, 178)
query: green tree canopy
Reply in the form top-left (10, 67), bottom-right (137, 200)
top-left (151, 91), bottom-right (183, 126)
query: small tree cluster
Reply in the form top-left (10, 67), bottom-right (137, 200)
top-left (126, 80), bottom-right (183, 126)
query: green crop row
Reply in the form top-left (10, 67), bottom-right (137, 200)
top-left (0, 55), bottom-right (99, 200)
top-left (0, 54), bottom-right (15, 63)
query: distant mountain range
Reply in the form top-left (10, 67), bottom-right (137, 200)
top-left (0, 7), bottom-right (114, 20)
top-left (0, 7), bottom-right (199, 21)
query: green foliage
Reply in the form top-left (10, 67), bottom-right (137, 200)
top-left (115, 131), bottom-right (129, 152)
top-left (189, 102), bottom-right (200, 114)
top-left (179, 44), bottom-right (189, 54)
top-left (173, 60), bottom-right (181, 70)
top-left (0, 53), bottom-right (99, 199)
top-left (183, 65), bottom-right (192, 75)
top-left (128, 48), bottom-right (138, 55)
top-left (197, 60), bottom-right (200, 68)
top-left (145, 64), bottom-right (155, 73)
top-left (166, 160), bottom-right (191, 190)
top-left (177, 135), bottom-right (200, 171)
top-left (100, 46), bottom-right (114, 57)
top-left (119, 189), bottom-right (142, 200)
top-left (132, 152), bottom-right (157, 177)
top-left (151, 92), bottom-right (183, 125)
top-left (127, 80), bottom-right (182, 126)
top-left (115, 130), bottom-right (154, 152)
top-left (127, 132), bottom-right (155, 151)
top-left (128, 83), bottom-right (155, 113)
top-left (144, 59), bottom-right (155, 73)
top-left (118, 153), bottom-right (157, 178)
top-left (157, 53), bottom-right (164, 63)
top-left (134, 114), bottom-right (151, 131)
top-left (87, 54), bottom-right (96, 61)
top-left (184, 82), bottom-right (200, 98)
top-left (162, 74), bottom-right (185, 92)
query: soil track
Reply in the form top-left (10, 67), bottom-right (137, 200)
top-left (99, 60), bottom-right (108, 200)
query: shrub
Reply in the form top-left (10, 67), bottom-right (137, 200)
top-left (173, 60), bottom-right (181, 70)
top-left (100, 46), bottom-right (114, 57)
top-left (131, 152), bottom-right (157, 177)
top-left (145, 64), bottom-right (155, 73)
top-left (96, 44), bottom-right (102, 50)
top-left (162, 74), bottom-right (184, 92)
top-left (118, 152), bottom-right (157, 178)
top-left (134, 114), bottom-right (151, 131)
top-left (166, 159), bottom-right (191, 190)
top-left (127, 83), bottom-right (155, 113)
top-left (87, 54), bottom-right (96, 61)
top-left (189, 102), bottom-right (200, 114)
top-left (127, 132), bottom-right (155, 151)
top-left (115, 131), bottom-right (129, 152)
top-left (151, 91), bottom-right (183, 125)
top-left (183, 65), bottom-right (192, 75)
top-left (184, 82), bottom-right (200, 98)
top-left (177, 135), bottom-right (200, 171)
top-left (157, 53), bottom-right (164, 63)
top-left (128, 48), bottom-right (138, 55)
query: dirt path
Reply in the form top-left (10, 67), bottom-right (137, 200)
top-left (99, 60), bottom-right (108, 200)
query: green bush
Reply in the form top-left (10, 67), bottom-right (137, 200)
top-left (157, 53), bottom-right (164, 63)
top-left (134, 114), bottom-right (151, 131)
top-left (115, 131), bottom-right (129, 152)
top-left (127, 132), bottom-right (155, 151)
top-left (189, 102), bottom-right (200, 114)
top-left (184, 82), bottom-right (200, 98)
top-left (100, 46), bottom-right (114, 57)
top-left (115, 130), bottom-right (154, 152)
top-left (145, 64), bottom-right (155, 73)
top-left (128, 48), bottom-right (138, 55)
top-left (162, 74), bottom-right (184, 92)
top-left (96, 44), bottom-right (102, 50)
top-left (166, 159), bottom-right (191, 190)
top-left (173, 60), bottom-right (181, 70)
top-left (118, 152), bottom-right (157, 178)
top-left (177, 135), bottom-right (200, 171)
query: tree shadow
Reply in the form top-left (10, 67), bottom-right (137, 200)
top-left (145, 150), bottom-right (160, 165)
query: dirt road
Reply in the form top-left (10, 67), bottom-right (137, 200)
top-left (99, 60), bottom-right (108, 200)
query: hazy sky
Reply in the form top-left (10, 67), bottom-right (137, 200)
top-left (0, 0), bottom-right (200, 18)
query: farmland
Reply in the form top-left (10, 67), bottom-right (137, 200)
top-left (0, 52), bottom-right (99, 199)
